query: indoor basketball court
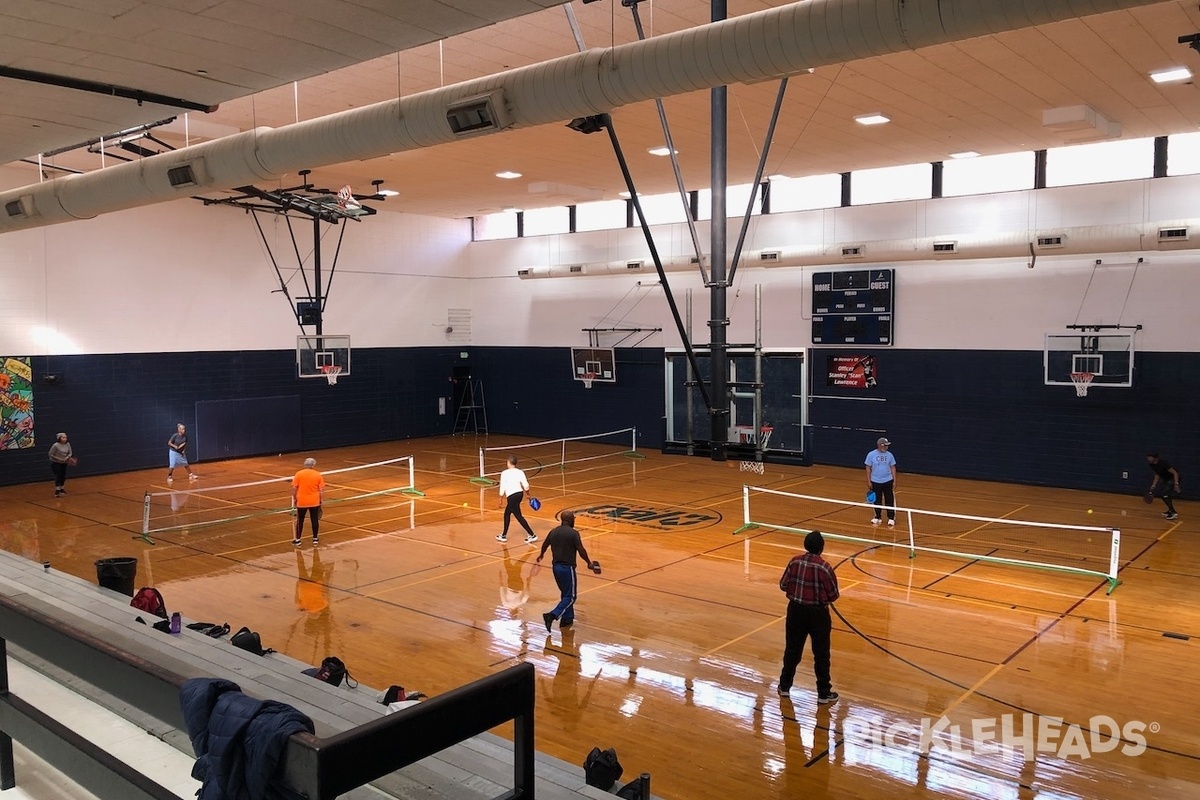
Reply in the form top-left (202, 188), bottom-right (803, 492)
top-left (3, 1), bottom-right (1200, 799)
top-left (1, 437), bottom-right (1195, 799)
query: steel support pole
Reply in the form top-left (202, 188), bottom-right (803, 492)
top-left (708, 0), bottom-right (729, 461)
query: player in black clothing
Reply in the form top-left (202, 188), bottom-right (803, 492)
top-left (535, 511), bottom-right (599, 632)
top-left (1146, 452), bottom-right (1181, 520)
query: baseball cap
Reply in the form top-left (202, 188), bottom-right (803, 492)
top-left (877, 437), bottom-right (891, 446)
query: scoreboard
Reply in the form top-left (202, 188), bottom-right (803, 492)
top-left (811, 269), bottom-right (894, 346)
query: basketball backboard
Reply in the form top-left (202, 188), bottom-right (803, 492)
top-left (297, 335), bottom-right (351, 379)
top-left (571, 347), bottom-right (616, 384)
top-left (1044, 331), bottom-right (1134, 388)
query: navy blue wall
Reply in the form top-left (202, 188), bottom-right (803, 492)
top-left (7, 345), bottom-right (1188, 496)
top-left (4, 346), bottom-right (665, 487)
top-left (454, 347), bottom-right (665, 450)
top-left (810, 350), bottom-right (1194, 494)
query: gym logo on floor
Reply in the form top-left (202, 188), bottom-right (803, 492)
top-left (567, 503), bottom-right (722, 531)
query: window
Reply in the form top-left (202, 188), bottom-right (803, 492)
top-left (473, 211), bottom-right (518, 241)
top-left (851, 163), bottom-right (932, 205)
top-left (942, 152), bottom-right (1035, 197)
top-left (521, 206), bottom-right (568, 236)
top-left (696, 183), bottom-right (761, 220)
top-left (1046, 138), bottom-right (1154, 187)
top-left (576, 199), bottom-right (629, 232)
top-left (1167, 132), bottom-right (1200, 177)
top-left (767, 174), bottom-right (842, 213)
top-left (636, 191), bottom-right (690, 226)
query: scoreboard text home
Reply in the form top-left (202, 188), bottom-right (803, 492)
top-left (811, 269), bottom-right (894, 346)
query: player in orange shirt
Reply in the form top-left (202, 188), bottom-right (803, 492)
top-left (292, 457), bottom-right (325, 546)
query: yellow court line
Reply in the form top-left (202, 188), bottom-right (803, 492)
top-left (702, 615), bottom-right (784, 657)
top-left (937, 660), bottom-right (1007, 719)
top-left (953, 504), bottom-right (1029, 539)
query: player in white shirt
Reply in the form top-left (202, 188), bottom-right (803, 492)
top-left (497, 456), bottom-right (538, 544)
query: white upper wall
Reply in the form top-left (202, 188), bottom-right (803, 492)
top-left (2, 167), bottom-right (1197, 356)
top-left (0, 163), bottom-right (472, 355)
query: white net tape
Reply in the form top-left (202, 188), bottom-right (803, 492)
top-left (739, 461), bottom-right (765, 474)
top-left (1070, 371), bottom-right (1093, 397)
top-left (322, 365), bottom-right (342, 385)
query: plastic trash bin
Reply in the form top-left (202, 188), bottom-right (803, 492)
top-left (95, 557), bottom-right (138, 596)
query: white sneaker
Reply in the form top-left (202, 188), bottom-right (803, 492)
top-left (887, 519), bottom-right (895, 527)
top-left (524, 534), bottom-right (538, 545)
top-left (189, 474), bottom-right (199, 481)
top-left (167, 477), bottom-right (174, 484)
top-left (870, 517), bottom-right (880, 525)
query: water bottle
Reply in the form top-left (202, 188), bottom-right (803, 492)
top-left (170, 612), bottom-right (181, 635)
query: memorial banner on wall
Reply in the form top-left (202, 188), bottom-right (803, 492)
top-left (0, 357), bottom-right (34, 449)
top-left (827, 355), bottom-right (878, 388)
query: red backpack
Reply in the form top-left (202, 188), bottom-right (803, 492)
top-left (130, 587), bottom-right (167, 619)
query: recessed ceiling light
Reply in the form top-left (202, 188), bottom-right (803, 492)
top-left (854, 113), bottom-right (890, 126)
top-left (617, 191), bottom-right (632, 199)
top-left (767, 174), bottom-right (789, 181)
top-left (501, 207), bottom-right (519, 213)
top-left (1150, 67), bottom-right (1192, 84)
top-left (949, 151), bottom-right (979, 159)
top-left (647, 146), bottom-right (678, 157)
top-left (196, 69), bottom-right (208, 75)
top-left (495, 171), bottom-right (522, 180)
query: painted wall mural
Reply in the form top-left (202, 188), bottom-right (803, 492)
top-left (0, 357), bottom-right (34, 449)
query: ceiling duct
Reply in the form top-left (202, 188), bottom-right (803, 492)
top-left (1042, 105), bottom-right (1122, 143)
top-left (0, 0), bottom-right (1167, 234)
top-left (515, 219), bottom-right (1200, 276)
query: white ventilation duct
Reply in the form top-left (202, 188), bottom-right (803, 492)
top-left (514, 220), bottom-right (1200, 277)
top-left (0, 0), bottom-right (1165, 234)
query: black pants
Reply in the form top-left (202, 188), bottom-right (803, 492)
top-left (295, 506), bottom-right (322, 538)
top-left (779, 603), bottom-right (832, 696)
top-left (1156, 485), bottom-right (1178, 514)
top-left (503, 492), bottom-right (535, 537)
top-left (50, 461), bottom-right (67, 490)
top-left (871, 479), bottom-right (895, 520)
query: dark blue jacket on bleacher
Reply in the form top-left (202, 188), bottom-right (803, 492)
top-left (180, 677), bottom-right (314, 800)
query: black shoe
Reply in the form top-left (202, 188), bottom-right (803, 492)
top-left (817, 692), bottom-right (840, 705)
top-left (312, 537), bottom-right (319, 546)
top-left (559, 619), bottom-right (573, 628)
top-left (777, 685), bottom-right (791, 696)
top-left (1165, 512), bottom-right (1179, 520)
top-left (542, 612), bottom-right (554, 632)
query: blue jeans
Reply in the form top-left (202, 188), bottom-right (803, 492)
top-left (549, 563), bottom-right (578, 625)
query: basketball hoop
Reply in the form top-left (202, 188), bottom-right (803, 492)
top-left (581, 372), bottom-right (596, 389)
top-left (321, 365), bottom-right (342, 386)
top-left (336, 185), bottom-right (353, 209)
top-left (1070, 371), bottom-right (1094, 397)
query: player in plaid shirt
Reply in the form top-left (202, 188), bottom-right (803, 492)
top-left (777, 530), bottom-right (840, 704)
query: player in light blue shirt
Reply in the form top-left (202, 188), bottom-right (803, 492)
top-left (865, 437), bottom-right (897, 526)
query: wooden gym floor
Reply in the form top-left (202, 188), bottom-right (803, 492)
top-left (1, 436), bottom-right (1197, 800)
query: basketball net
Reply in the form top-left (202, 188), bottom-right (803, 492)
top-left (1070, 371), bottom-right (1094, 397)
top-left (581, 372), bottom-right (596, 389)
top-left (321, 365), bottom-right (342, 386)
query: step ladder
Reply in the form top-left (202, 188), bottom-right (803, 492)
top-left (453, 380), bottom-right (488, 435)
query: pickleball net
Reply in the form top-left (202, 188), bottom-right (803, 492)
top-left (140, 455), bottom-right (423, 542)
top-left (471, 427), bottom-right (642, 485)
top-left (737, 485), bottom-right (1121, 593)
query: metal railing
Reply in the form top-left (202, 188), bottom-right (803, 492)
top-left (0, 593), bottom-right (536, 800)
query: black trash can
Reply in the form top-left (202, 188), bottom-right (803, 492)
top-left (95, 557), bottom-right (138, 596)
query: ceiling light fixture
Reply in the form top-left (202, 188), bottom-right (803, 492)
top-left (617, 191), bottom-right (632, 199)
top-left (950, 151), bottom-right (980, 159)
top-left (854, 113), bottom-right (890, 126)
top-left (495, 171), bottom-right (522, 179)
top-left (647, 146), bottom-right (678, 156)
top-left (1150, 67), bottom-right (1192, 83)
top-left (767, 174), bottom-right (789, 181)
